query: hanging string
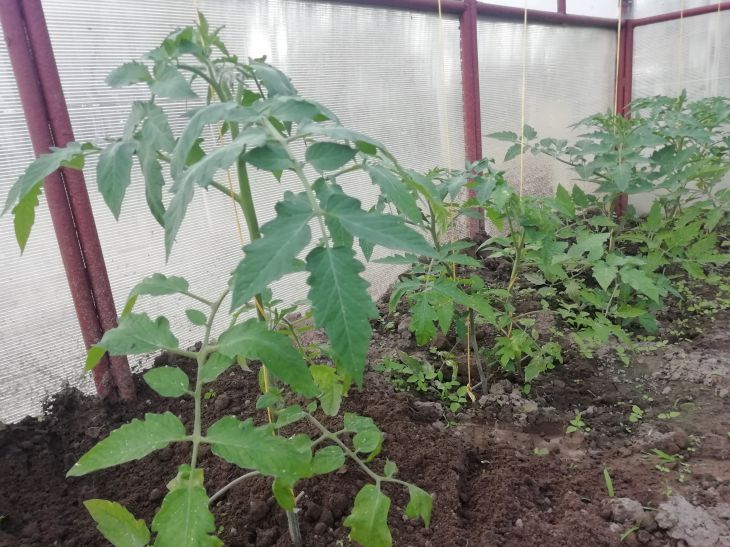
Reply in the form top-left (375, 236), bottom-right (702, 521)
top-left (613, 0), bottom-right (622, 115)
top-left (518, 1), bottom-right (528, 197)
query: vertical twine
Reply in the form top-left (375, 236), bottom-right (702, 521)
top-left (518, 2), bottom-right (528, 197)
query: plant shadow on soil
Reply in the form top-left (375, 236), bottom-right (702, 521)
top-left (1, 285), bottom-right (730, 546)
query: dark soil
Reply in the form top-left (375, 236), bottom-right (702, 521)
top-left (2, 284), bottom-right (730, 546)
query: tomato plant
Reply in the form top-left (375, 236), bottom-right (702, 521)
top-left (3, 13), bottom-right (432, 547)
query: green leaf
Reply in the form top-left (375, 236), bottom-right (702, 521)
top-left (205, 417), bottom-right (311, 479)
top-left (344, 485), bottom-right (392, 547)
top-left (366, 164), bottom-right (422, 224)
top-left (152, 477), bottom-right (220, 547)
top-left (179, 131), bottom-right (267, 190)
top-left (554, 184), bottom-right (575, 218)
top-left (143, 366), bottom-right (189, 397)
top-left (85, 345), bottom-right (107, 372)
top-left (298, 123), bottom-right (387, 157)
top-left (12, 181), bottom-right (42, 252)
top-left (523, 124), bottom-right (537, 140)
top-left (67, 412), bottom-right (186, 476)
top-left (311, 445), bottom-right (346, 475)
top-left (130, 273), bottom-right (189, 297)
top-left (185, 309), bottom-right (207, 326)
top-left (487, 131), bottom-right (519, 142)
top-left (306, 247), bottom-right (378, 386)
top-left (405, 485), bottom-right (433, 527)
top-left (98, 313), bottom-right (178, 356)
top-left (645, 201), bottom-right (662, 232)
top-left (353, 429), bottom-right (383, 454)
top-left (136, 141), bottom-right (166, 225)
top-left (3, 142), bottom-right (86, 216)
top-left (272, 477), bottom-right (296, 511)
top-left (106, 61), bottom-right (151, 87)
top-left (592, 261), bottom-right (617, 292)
top-left (164, 175), bottom-right (195, 259)
top-left (572, 232), bottom-right (610, 262)
top-left (322, 194), bottom-right (435, 257)
top-left (217, 319), bottom-right (317, 397)
top-left (230, 192), bottom-right (313, 310)
top-left (150, 63), bottom-right (196, 99)
top-left (410, 295), bottom-right (437, 345)
top-left (275, 405), bottom-right (305, 428)
top-left (383, 461), bottom-right (397, 478)
top-left (269, 96), bottom-right (337, 124)
top-left (619, 267), bottom-right (662, 303)
top-left (245, 143), bottom-right (295, 173)
top-left (200, 352), bottom-right (234, 384)
top-left (306, 142), bottom-right (357, 171)
top-left (97, 141), bottom-right (136, 219)
top-left (251, 60), bottom-right (297, 97)
top-left (504, 143), bottom-right (523, 162)
top-left (311, 364), bottom-right (344, 416)
top-left (84, 499), bottom-right (150, 547)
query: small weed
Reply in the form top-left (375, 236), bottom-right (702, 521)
top-left (603, 467), bottom-right (615, 497)
top-left (628, 405), bottom-right (644, 423)
top-left (566, 412), bottom-right (590, 434)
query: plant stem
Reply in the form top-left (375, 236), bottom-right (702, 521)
top-left (191, 288), bottom-right (229, 469)
top-left (468, 309), bottom-right (488, 393)
top-left (208, 470), bottom-right (260, 505)
top-left (305, 413), bottom-right (382, 486)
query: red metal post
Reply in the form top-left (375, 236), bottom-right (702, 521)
top-left (614, 14), bottom-right (634, 217)
top-left (20, 0), bottom-right (135, 401)
top-left (0, 0), bottom-right (116, 399)
top-left (461, 0), bottom-right (483, 236)
top-left (557, 0), bottom-right (567, 15)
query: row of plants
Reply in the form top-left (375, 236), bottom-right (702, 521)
top-left (2, 11), bottom-right (728, 546)
top-left (381, 91), bottom-right (729, 397)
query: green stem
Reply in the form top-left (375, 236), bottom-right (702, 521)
top-left (191, 288), bottom-right (229, 469)
top-left (305, 413), bottom-right (382, 486)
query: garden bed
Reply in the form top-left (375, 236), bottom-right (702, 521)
top-left (2, 288), bottom-right (729, 547)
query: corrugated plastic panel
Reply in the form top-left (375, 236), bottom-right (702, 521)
top-left (477, 18), bottom-right (616, 197)
top-left (566, 0), bottom-right (619, 18)
top-left (632, 10), bottom-right (729, 211)
top-left (0, 0), bottom-right (464, 422)
top-left (632, 10), bottom-right (729, 99)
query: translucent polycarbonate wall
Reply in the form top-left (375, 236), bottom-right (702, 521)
top-left (632, 10), bottom-right (730, 209)
top-left (477, 18), bottom-right (616, 197)
top-left (0, 0), bottom-right (465, 422)
top-left (632, 10), bottom-right (729, 99)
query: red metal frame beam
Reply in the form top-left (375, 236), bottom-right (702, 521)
top-left (19, 0), bottom-right (135, 401)
top-left (475, 3), bottom-right (617, 27)
top-left (0, 0), bottom-right (116, 400)
top-left (631, 2), bottom-right (730, 27)
top-left (324, 0), bottom-right (465, 13)
top-left (460, 0), bottom-right (482, 235)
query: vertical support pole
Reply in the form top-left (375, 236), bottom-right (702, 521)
top-left (557, 0), bottom-right (567, 14)
top-left (20, 0), bottom-right (135, 400)
top-left (614, 15), bottom-right (634, 217)
top-left (460, 0), bottom-right (483, 236)
top-left (0, 0), bottom-right (114, 400)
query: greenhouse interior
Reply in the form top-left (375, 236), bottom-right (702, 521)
top-left (0, 0), bottom-right (728, 545)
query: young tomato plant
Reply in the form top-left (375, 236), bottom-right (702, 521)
top-left (4, 13), bottom-right (433, 547)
